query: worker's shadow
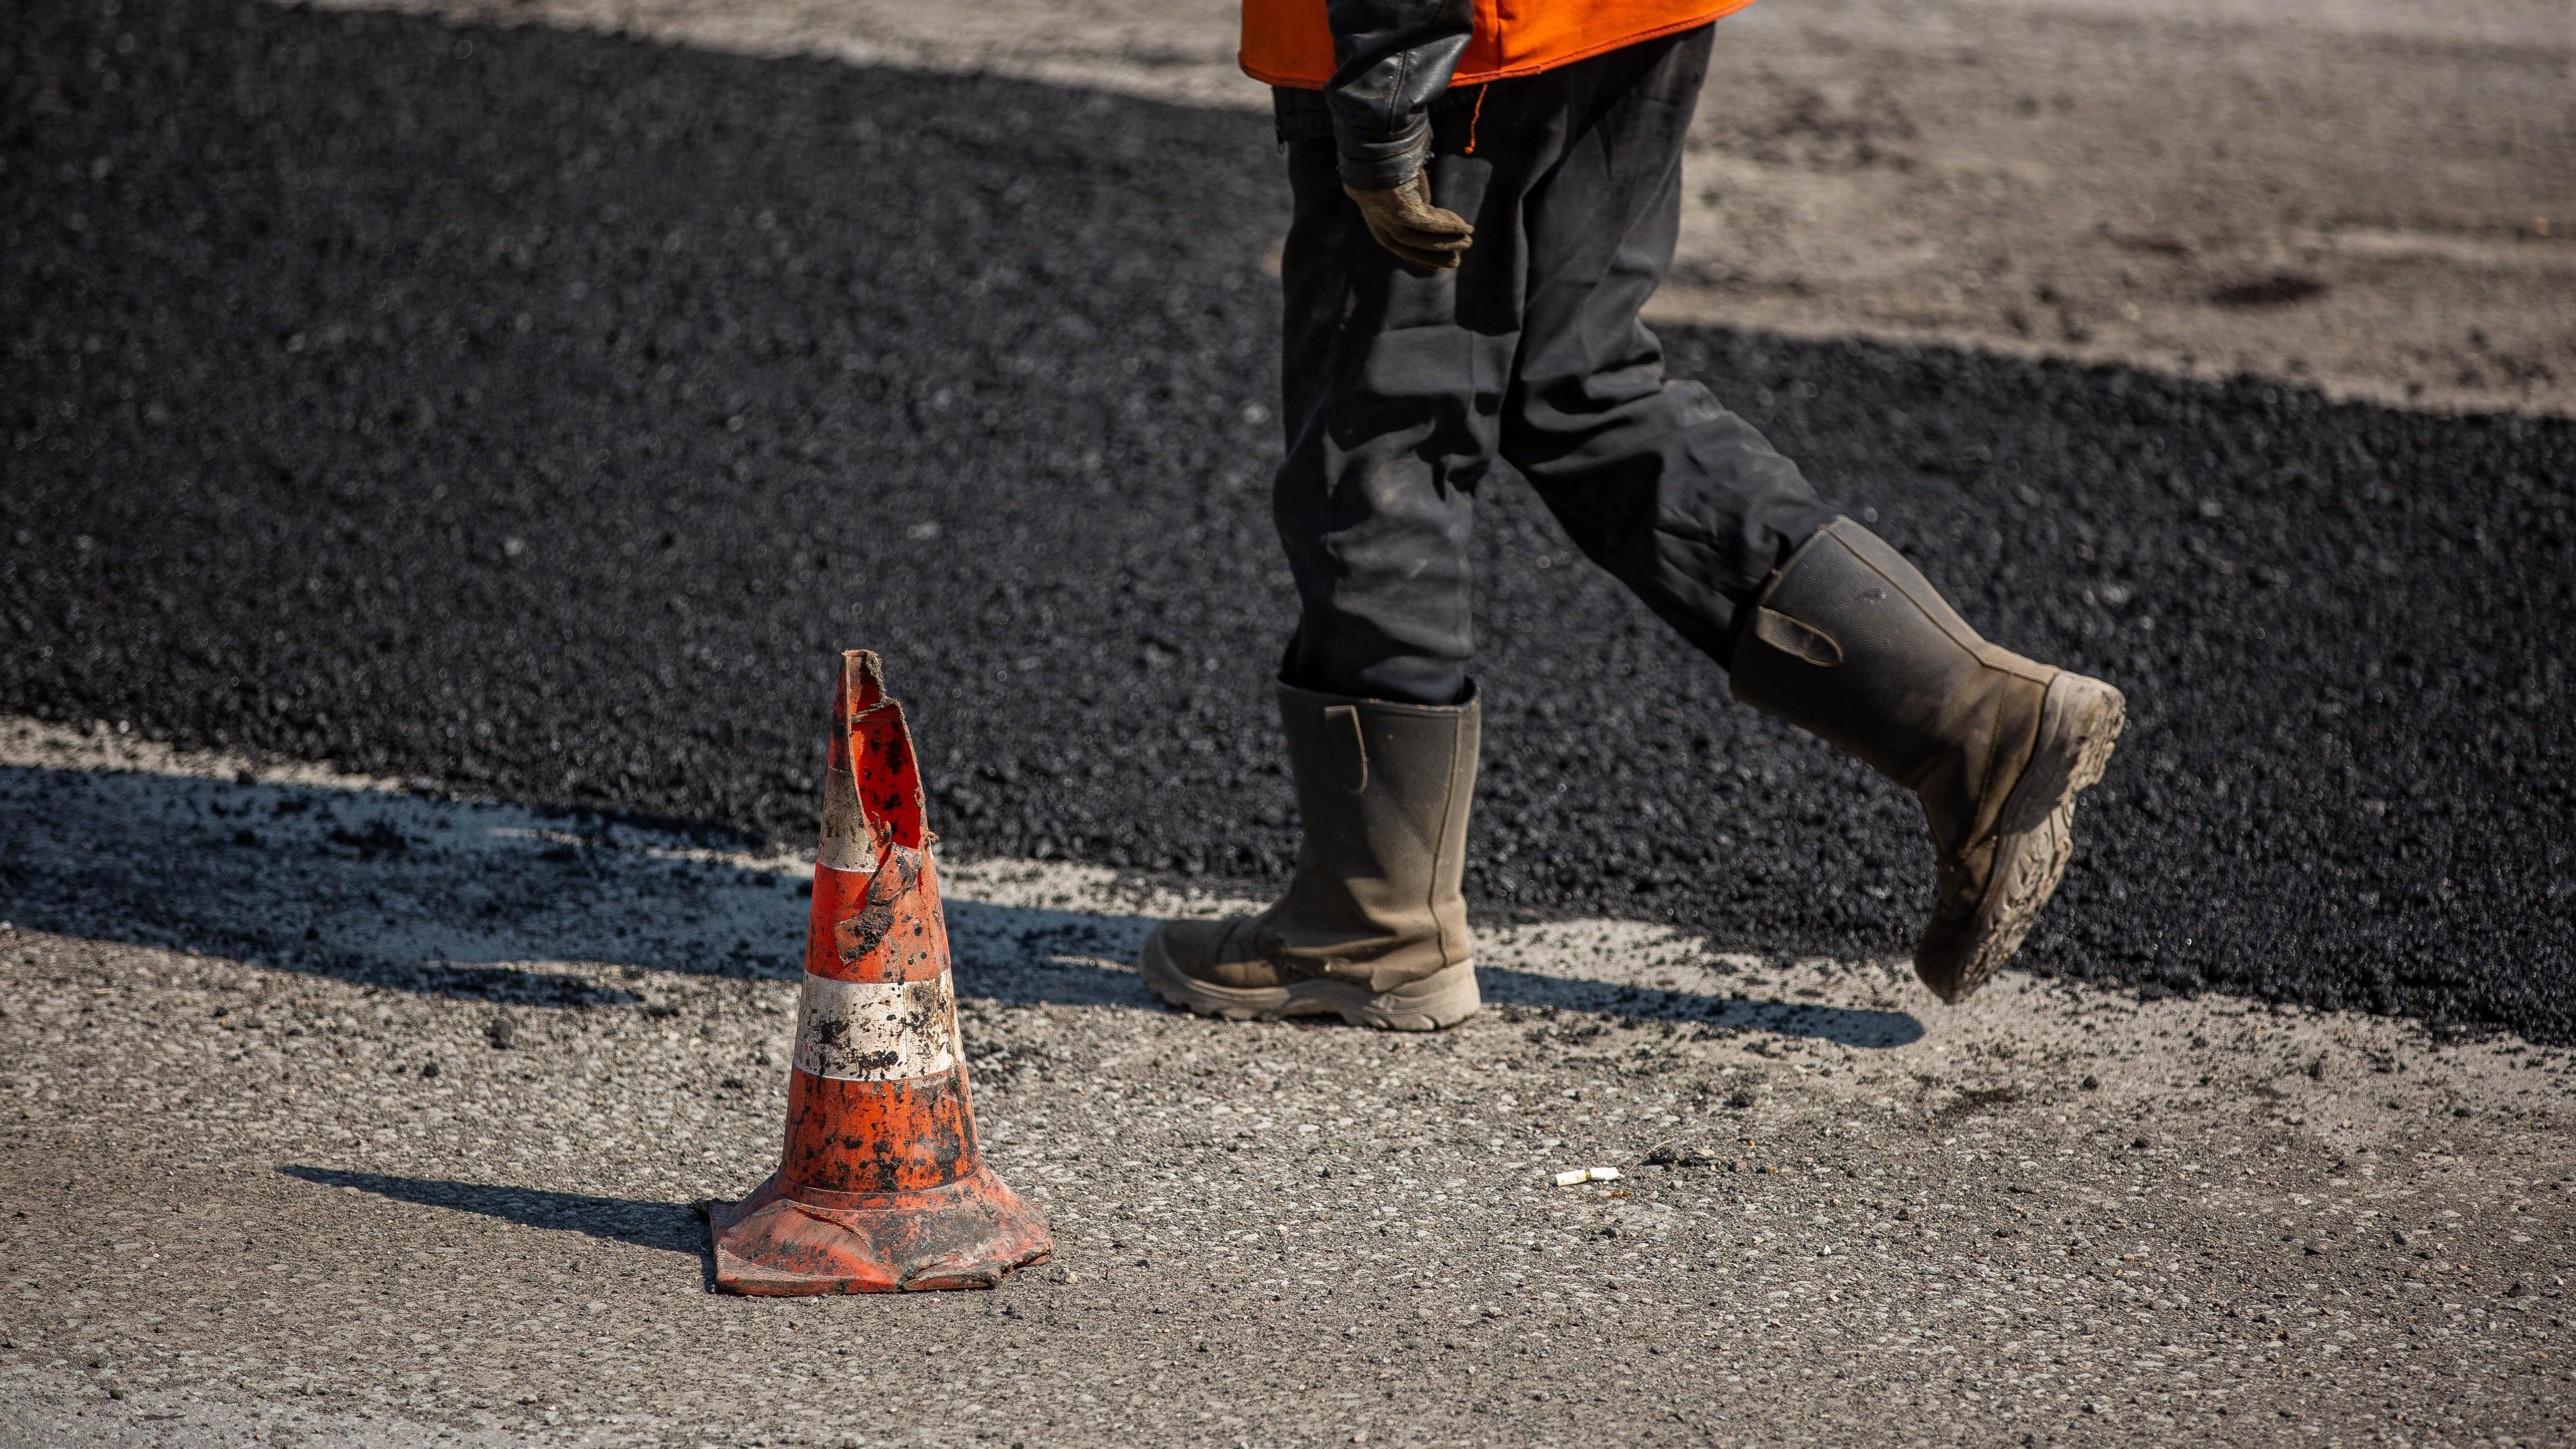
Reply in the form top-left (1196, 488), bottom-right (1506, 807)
top-left (956, 900), bottom-right (1922, 1049)
top-left (1, 760), bottom-right (1917, 1049)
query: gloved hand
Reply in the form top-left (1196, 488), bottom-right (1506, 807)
top-left (1343, 173), bottom-right (1474, 270)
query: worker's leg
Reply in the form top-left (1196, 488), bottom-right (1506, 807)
top-left (1139, 86), bottom-right (1574, 1029)
top-left (1502, 28), bottom-right (2127, 1002)
top-left (1268, 120), bottom-right (1513, 707)
top-left (1497, 25), bottom-right (1840, 666)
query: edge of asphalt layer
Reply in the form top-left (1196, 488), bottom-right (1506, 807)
top-left (6, 713), bottom-right (2570, 1071)
top-left (4, 0), bottom-right (2572, 1043)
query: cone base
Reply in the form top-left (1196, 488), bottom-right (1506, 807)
top-left (705, 1167), bottom-right (1052, 1295)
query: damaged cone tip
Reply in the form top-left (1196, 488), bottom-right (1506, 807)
top-left (706, 650), bottom-right (1051, 1294)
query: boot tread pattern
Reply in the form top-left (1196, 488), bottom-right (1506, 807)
top-left (1933, 672), bottom-right (2127, 1003)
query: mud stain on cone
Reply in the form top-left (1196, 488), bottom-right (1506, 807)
top-left (704, 650), bottom-right (1050, 1294)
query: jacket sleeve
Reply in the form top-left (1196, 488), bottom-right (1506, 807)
top-left (1322, 0), bottom-right (1474, 190)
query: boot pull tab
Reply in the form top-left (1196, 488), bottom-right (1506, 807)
top-left (1323, 704), bottom-right (1369, 795)
top-left (1751, 607), bottom-right (1844, 668)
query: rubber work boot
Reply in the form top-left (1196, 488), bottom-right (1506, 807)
top-left (1140, 683), bottom-right (1480, 1031)
top-left (1730, 518), bottom-right (2127, 1004)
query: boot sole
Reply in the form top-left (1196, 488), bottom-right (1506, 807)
top-left (1138, 930), bottom-right (1481, 1032)
top-left (1922, 671), bottom-right (2127, 1003)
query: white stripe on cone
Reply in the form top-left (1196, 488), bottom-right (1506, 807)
top-left (791, 971), bottom-right (962, 1082)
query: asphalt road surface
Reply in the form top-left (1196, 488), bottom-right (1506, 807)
top-left (0, 719), bottom-right (2569, 1447)
top-left (297, 0), bottom-right (2576, 418)
top-left (6, 0), bottom-right (2571, 1040)
top-left (2, 5), bottom-right (2574, 1443)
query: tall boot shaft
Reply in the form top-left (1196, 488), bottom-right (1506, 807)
top-left (1730, 519), bottom-right (2055, 854)
top-left (1138, 683), bottom-right (1483, 1029)
top-left (1269, 682), bottom-right (1480, 990)
top-left (1731, 517), bottom-right (2125, 1002)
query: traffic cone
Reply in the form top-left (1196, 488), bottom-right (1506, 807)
top-left (706, 650), bottom-right (1051, 1294)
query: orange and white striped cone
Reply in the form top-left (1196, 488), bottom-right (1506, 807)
top-left (706, 650), bottom-right (1051, 1294)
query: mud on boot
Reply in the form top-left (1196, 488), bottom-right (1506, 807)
top-left (1137, 683), bottom-right (1481, 1032)
top-left (1730, 518), bottom-right (2127, 1003)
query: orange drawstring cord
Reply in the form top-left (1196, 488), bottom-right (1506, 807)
top-left (1463, 83), bottom-right (1489, 155)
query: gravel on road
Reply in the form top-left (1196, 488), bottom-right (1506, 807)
top-left (2, 723), bottom-right (2571, 1446)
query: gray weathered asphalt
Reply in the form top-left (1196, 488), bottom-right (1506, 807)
top-left (2, 720), bottom-right (2571, 1446)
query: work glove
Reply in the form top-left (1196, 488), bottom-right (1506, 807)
top-left (1343, 173), bottom-right (1474, 271)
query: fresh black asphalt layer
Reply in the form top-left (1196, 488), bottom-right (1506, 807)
top-left (5, 0), bottom-right (2572, 1040)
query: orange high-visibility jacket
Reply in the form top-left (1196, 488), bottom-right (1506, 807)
top-left (1242, 0), bottom-right (1764, 90)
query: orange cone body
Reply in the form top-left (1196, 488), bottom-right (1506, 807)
top-left (706, 651), bottom-right (1051, 1294)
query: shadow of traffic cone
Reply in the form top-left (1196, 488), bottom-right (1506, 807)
top-left (705, 650), bottom-right (1051, 1294)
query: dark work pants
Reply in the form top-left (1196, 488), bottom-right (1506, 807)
top-left (1273, 26), bottom-right (1842, 707)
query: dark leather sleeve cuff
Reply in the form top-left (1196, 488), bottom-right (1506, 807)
top-left (1334, 112), bottom-right (1430, 191)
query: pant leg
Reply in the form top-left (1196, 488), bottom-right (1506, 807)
top-left (1271, 105), bottom-right (1526, 707)
top-left (1500, 28), bottom-right (1842, 667)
